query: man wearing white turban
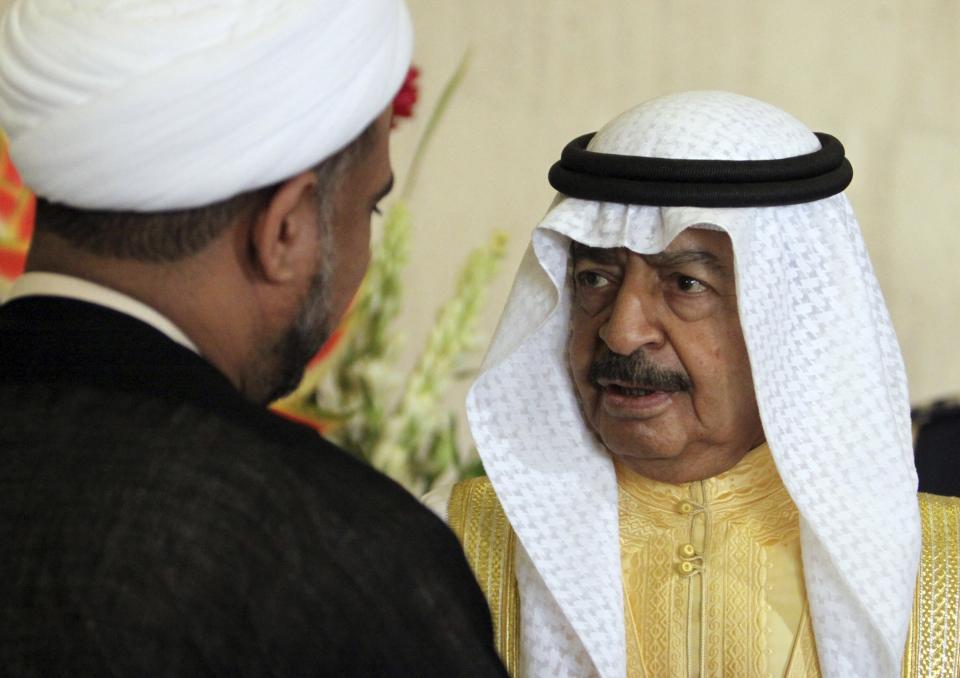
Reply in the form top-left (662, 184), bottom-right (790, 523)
top-left (0, 1), bottom-right (506, 675)
top-left (431, 91), bottom-right (960, 677)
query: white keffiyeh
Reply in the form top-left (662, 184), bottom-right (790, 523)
top-left (467, 91), bottom-right (920, 678)
top-left (0, 0), bottom-right (412, 210)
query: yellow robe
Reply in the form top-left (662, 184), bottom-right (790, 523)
top-left (448, 460), bottom-right (960, 677)
top-left (615, 444), bottom-right (817, 677)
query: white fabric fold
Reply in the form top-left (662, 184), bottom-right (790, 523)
top-left (0, 0), bottom-right (412, 210)
top-left (467, 91), bottom-right (919, 678)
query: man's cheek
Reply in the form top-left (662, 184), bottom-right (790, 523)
top-left (570, 354), bottom-right (591, 395)
top-left (573, 364), bottom-right (597, 409)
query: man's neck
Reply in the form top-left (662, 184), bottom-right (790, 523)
top-left (7, 271), bottom-right (199, 353)
top-left (24, 233), bottom-right (256, 398)
top-left (614, 434), bottom-right (767, 485)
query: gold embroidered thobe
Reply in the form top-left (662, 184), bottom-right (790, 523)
top-left (616, 444), bottom-right (819, 677)
top-left (448, 468), bottom-right (960, 677)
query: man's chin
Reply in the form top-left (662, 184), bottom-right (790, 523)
top-left (593, 414), bottom-right (687, 464)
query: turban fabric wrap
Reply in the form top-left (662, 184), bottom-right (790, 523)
top-left (466, 91), bottom-right (919, 678)
top-left (0, 0), bottom-right (413, 211)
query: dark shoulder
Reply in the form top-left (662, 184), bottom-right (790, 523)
top-left (913, 397), bottom-right (960, 497)
top-left (186, 406), bottom-right (505, 674)
top-left (1, 383), bottom-right (505, 676)
top-left (0, 300), bottom-right (507, 675)
top-left (93, 389), bottom-right (464, 567)
top-left (0, 343), bottom-right (462, 570)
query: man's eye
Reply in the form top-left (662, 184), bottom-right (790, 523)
top-left (576, 271), bottom-right (610, 289)
top-left (675, 275), bottom-right (707, 293)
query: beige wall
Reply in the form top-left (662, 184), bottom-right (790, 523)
top-left (390, 0), bottom-right (960, 412)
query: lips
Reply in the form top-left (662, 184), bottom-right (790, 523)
top-left (594, 379), bottom-right (678, 418)
top-left (597, 379), bottom-right (679, 397)
top-left (605, 383), bottom-right (656, 397)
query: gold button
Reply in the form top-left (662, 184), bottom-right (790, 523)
top-left (677, 501), bottom-right (694, 514)
top-left (678, 561), bottom-right (695, 574)
top-left (679, 543), bottom-right (697, 558)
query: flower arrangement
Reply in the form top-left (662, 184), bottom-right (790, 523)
top-left (274, 55), bottom-right (507, 495)
top-left (392, 65), bottom-right (420, 126)
top-left (0, 133), bottom-right (34, 294)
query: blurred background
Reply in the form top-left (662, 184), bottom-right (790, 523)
top-left (2, 1), bottom-right (957, 486)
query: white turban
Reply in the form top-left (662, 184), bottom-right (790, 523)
top-left (467, 91), bottom-right (919, 678)
top-left (0, 0), bottom-right (412, 210)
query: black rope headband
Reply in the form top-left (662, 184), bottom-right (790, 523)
top-left (547, 132), bottom-right (853, 207)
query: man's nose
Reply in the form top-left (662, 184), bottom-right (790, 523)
top-left (598, 288), bottom-right (665, 355)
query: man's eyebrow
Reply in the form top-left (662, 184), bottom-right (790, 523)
top-left (642, 249), bottom-right (729, 273)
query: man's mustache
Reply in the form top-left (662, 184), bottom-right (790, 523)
top-left (588, 348), bottom-right (692, 392)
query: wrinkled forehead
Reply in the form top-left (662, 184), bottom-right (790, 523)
top-left (537, 196), bottom-right (741, 253)
top-left (538, 196), bottom-right (741, 259)
top-left (532, 199), bottom-right (746, 295)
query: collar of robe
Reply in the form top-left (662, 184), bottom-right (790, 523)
top-left (548, 131), bottom-right (852, 207)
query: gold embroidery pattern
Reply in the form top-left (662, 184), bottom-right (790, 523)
top-left (702, 522), bottom-right (766, 676)
top-left (448, 477), bottom-right (521, 676)
top-left (618, 445), bottom-right (820, 677)
top-left (902, 493), bottom-right (960, 678)
top-left (784, 604), bottom-right (820, 678)
top-left (447, 478), bottom-right (960, 678)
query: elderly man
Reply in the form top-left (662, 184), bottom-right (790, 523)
top-left (0, 1), bottom-right (506, 675)
top-left (435, 92), bottom-right (959, 677)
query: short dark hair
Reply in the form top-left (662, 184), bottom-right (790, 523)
top-left (34, 122), bottom-right (378, 263)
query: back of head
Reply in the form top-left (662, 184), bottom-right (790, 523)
top-left (0, 0), bottom-right (412, 212)
top-left (0, 0), bottom-right (412, 401)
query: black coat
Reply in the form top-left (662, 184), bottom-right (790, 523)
top-left (0, 296), bottom-right (507, 677)
top-left (914, 398), bottom-right (960, 497)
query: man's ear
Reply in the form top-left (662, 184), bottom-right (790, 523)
top-left (247, 170), bottom-right (323, 284)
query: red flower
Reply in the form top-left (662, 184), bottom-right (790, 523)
top-left (0, 142), bottom-right (34, 281)
top-left (391, 65), bottom-right (420, 127)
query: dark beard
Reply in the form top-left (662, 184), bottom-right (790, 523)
top-left (588, 347), bottom-right (692, 392)
top-left (262, 269), bottom-right (332, 404)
